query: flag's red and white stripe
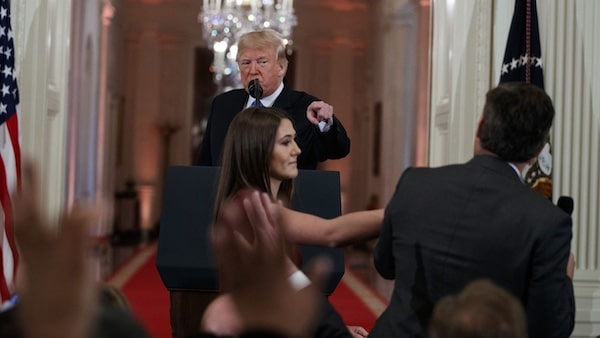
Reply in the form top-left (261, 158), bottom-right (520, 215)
top-left (0, 112), bottom-right (20, 305)
top-left (0, 0), bottom-right (22, 307)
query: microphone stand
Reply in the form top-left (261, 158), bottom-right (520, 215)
top-left (248, 79), bottom-right (263, 102)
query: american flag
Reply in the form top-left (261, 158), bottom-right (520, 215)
top-left (499, 0), bottom-right (552, 199)
top-left (0, 0), bottom-right (21, 307)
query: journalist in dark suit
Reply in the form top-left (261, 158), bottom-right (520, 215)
top-left (370, 83), bottom-right (575, 338)
top-left (196, 30), bottom-right (350, 169)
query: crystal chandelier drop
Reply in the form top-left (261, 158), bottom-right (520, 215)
top-left (199, 0), bottom-right (297, 92)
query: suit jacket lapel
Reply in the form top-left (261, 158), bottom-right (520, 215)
top-left (273, 83), bottom-right (295, 109)
top-left (233, 90), bottom-right (249, 112)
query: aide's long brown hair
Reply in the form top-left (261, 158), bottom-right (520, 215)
top-left (213, 107), bottom-right (294, 222)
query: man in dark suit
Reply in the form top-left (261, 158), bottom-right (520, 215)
top-left (193, 30), bottom-right (354, 338)
top-left (196, 29), bottom-right (350, 169)
top-left (370, 83), bottom-right (575, 338)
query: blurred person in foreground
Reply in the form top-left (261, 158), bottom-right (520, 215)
top-left (9, 163), bottom-right (148, 338)
top-left (9, 162), bottom-right (331, 338)
top-left (370, 82), bottom-right (575, 338)
top-left (429, 279), bottom-right (528, 338)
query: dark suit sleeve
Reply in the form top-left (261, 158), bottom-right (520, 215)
top-left (277, 88), bottom-right (351, 167)
top-left (373, 206), bottom-right (395, 280)
top-left (195, 105), bottom-right (215, 166)
top-left (526, 212), bottom-right (575, 338)
top-left (373, 168), bottom-right (416, 280)
top-left (314, 115), bottom-right (351, 161)
top-left (373, 170), bottom-right (413, 280)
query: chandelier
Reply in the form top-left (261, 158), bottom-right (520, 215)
top-left (199, 0), bottom-right (297, 92)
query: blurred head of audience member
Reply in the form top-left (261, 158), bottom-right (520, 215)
top-left (98, 283), bottom-right (130, 310)
top-left (429, 279), bottom-right (527, 338)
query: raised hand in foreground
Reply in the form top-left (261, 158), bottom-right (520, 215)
top-left (212, 189), bottom-right (331, 337)
top-left (14, 162), bottom-right (97, 338)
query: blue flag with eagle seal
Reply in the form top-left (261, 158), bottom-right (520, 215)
top-left (499, 0), bottom-right (552, 199)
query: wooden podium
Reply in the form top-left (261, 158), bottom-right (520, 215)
top-left (156, 166), bottom-right (345, 338)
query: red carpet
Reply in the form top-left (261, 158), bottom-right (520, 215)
top-left (330, 281), bottom-right (377, 330)
top-left (117, 247), bottom-right (383, 337)
top-left (120, 252), bottom-right (171, 338)
top-left (329, 271), bottom-right (384, 331)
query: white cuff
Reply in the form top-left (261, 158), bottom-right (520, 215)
top-left (288, 270), bottom-right (312, 290)
top-left (318, 118), bottom-right (333, 133)
top-left (0, 294), bottom-right (19, 312)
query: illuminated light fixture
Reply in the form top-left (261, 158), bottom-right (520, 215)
top-left (199, 0), bottom-right (297, 92)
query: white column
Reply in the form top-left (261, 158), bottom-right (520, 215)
top-left (14, 0), bottom-right (73, 220)
top-left (379, 0), bottom-right (435, 203)
top-left (429, 0), bottom-right (492, 169)
top-left (324, 39), bottom-right (354, 211)
top-left (537, 1), bottom-right (600, 335)
top-left (96, 0), bottom-right (115, 235)
top-left (129, 31), bottom-right (161, 232)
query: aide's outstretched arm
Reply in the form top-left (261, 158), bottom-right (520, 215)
top-left (279, 207), bottom-right (383, 248)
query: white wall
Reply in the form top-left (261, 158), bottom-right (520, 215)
top-left (374, 0), bottom-right (430, 204)
top-left (537, 1), bottom-right (600, 336)
top-left (429, 0), bottom-right (492, 167)
top-left (14, 0), bottom-right (117, 236)
top-left (12, 0), bottom-right (72, 220)
top-left (120, 0), bottom-right (198, 231)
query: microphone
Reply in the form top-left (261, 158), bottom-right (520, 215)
top-left (556, 196), bottom-right (574, 216)
top-left (248, 79), bottom-right (263, 99)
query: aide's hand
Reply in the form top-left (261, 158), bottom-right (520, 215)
top-left (306, 101), bottom-right (334, 126)
top-left (348, 325), bottom-right (369, 338)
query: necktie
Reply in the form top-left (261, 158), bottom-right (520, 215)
top-left (252, 99), bottom-right (263, 107)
